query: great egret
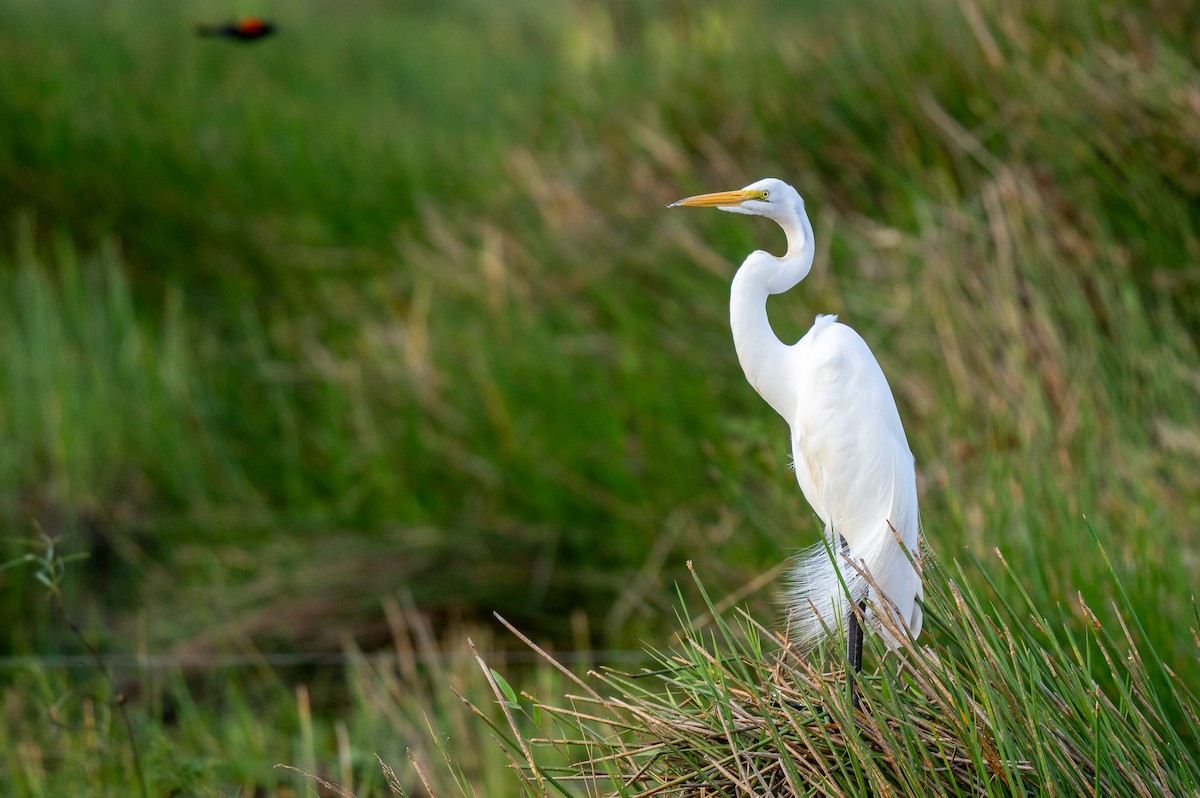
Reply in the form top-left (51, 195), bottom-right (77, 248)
top-left (670, 178), bottom-right (923, 687)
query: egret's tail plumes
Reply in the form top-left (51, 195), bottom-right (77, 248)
top-left (785, 523), bottom-right (923, 652)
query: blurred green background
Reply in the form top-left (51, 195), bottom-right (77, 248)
top-left (1, 0), bottom-right (1197, 793)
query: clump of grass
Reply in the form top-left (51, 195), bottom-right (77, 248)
top-left (462, 535), bottom-right (1200, 796)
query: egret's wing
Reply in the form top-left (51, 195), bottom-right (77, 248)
top-left (784, 318), bottom-right (923, 647)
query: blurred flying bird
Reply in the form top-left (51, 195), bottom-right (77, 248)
top-left (196, 17), bottom-right (276, 41)
top-left (670, 178), bottom-right (923, 701)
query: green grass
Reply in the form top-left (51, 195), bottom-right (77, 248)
top-left (0, 0), bottom-right (1197, 793)
top-left (1, 590), bottom-right (548, 796)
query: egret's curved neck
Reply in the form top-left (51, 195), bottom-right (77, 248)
top-left (730, 205), bottom-right (815, 420)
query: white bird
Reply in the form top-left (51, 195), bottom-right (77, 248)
top-left (670, 178), bottom-right (923, 675)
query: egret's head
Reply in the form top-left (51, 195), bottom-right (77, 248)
top-left (668, 177), bottom-right (801, 221)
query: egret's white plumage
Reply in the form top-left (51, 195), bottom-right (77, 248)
top-left (671, 178), bottom-right (923, 651)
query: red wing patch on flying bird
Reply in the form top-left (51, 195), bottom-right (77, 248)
top-left (197, 17), bottom-right (276, 41)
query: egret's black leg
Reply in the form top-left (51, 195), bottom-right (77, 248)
top-left (846, 596), bottom-right (864, 709)
top-left (840, 535), bottom-right (865, 710)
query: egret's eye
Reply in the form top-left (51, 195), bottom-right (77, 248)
top-left (760, 190), bottom-right (770, 200)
